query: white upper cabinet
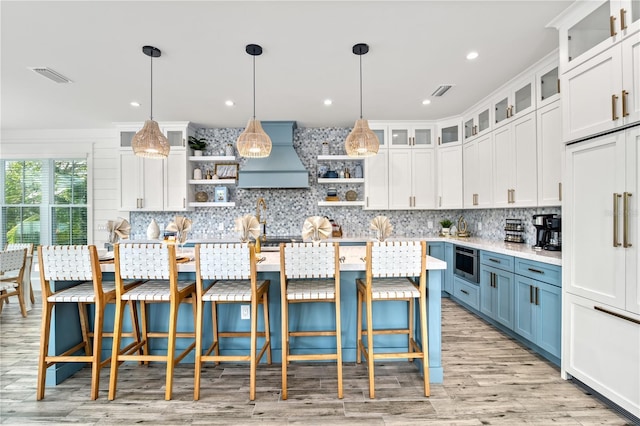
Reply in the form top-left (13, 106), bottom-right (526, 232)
top-left (536, 61), bottom-right (560, 109)
top-left (437, 117), bottom-right (462, 146)
top-left (492, 113), bottom-right (538, 208)
top-left (436, 144), bottom-right (463, 209)
top-left (536, 100), bottom-right (563, 207)
top-left (555, 0), bottom-right (640, 72)
top-left (116, 121), bottom-right (194, 212)
top-left (364, 125), bottom-right (389, 210)
top-left (463, 133), bottom-right (493, 209)
top-left (492, 74), bottom-right (536, 129)
top-left (386, 123), bottom-right (434, 149)
top-left (388, 148), bottom-right (435, 209)
top-left (463, 103), bottom-right (492, 142)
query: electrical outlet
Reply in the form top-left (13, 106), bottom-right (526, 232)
top-left (427, 221), bottom-right (433, 229)
top-left (240, 305), bottom-right (250, 320)
top-left (218, 222), bottom-right (224, 231)
top-left (97, 224), bottom-right (107, 231)
top-left (477, 222), bottom-right (482, 231)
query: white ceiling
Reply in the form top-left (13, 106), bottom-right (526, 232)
top-left (1, 0), bottom-right (572, 131)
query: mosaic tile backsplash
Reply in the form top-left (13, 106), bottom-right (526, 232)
top-left (129, 126), bottom-right (561, 245)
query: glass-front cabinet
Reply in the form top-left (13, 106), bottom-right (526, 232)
top-left (559, 0), bottom-right (640, 72)
top-left (463, 104), bottom-right (492, 141)
top-left (382, 122), bottom-right (434, 149)
top-left (437, 117), bottom-right (462, 146)
top-left (493, 74), bottom-right (535, 128)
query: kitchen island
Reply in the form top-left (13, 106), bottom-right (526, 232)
top-left (45, 245), bottom-right (446, 387)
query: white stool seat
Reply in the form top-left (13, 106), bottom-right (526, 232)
top-left (0, 282), bottom-right (19, 292)
top-left (122, 280), bottom-right (194, 301)
top-left (202, 279), bottom-right (269, 302)
top-left (287, 279), bottom-right (336, 300)
top-left (370, 278), bottom-right (419, 299)
top-left (47, 280), bottom-right (142, 303)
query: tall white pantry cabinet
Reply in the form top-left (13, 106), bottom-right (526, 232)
top-left (552, 0), bottom-right (640, 418)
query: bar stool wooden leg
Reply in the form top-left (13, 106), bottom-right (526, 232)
top-left (29, 284), bottom-right (35, 304)
top-left (335, 288), bottom-right (343, 399)
top-left (164, 299), bottom-right (179, 401)
top-left (90, 301), bottom-right (105, 400)
top-left (108, 299), bottom-right (127, 401)
top-left (419, 292), bottom-right (430, 397)
top-left (408, 298), bottom-right (415, 359)
top-left (356, 288), bottom-right (363, 364)
top-left (194, 293), bottom-right (204, 400)
top-left (211, 301), bottom-right (219, 361)
top-left (262, 292), bottom-right (272, 365)
top-left (140, 301), bottom-right (150, 364)
top-left (77, 303), bottom-right (92, 356)
top-left (365, 293), bottom-right (375, 399)
top-left (37, 302), bottom-right (54, 400)
top-left (249, 298), bottom-right (258, 401)
top-left (281, 287), bottom-right (288, 400)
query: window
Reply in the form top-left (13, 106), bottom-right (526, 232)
top-left (1, 159), bottom-right (87, 247)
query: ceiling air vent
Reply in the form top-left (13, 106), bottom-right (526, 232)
top-left (29, 67), bottom-right (72, 83)
top-left (431, 84), bottom-right (454, 97)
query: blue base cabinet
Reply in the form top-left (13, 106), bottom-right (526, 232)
top-left (480, 264), bottom-right (514, 330)
top-left (513, 259), bottom-right (562, 359)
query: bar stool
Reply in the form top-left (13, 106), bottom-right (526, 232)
top-left (109, 243), bottom-right (196, 401)
top-left (3, 243), bottom-right (35, 305)
top-left (193, 243), bottom-right (271, 401)
top-left (36, 245), bottom-right (141, 400)
top-left (0, 248), bottom-right (28, 317)
top-left (356, 240), bottom-right (430, 399)
top-left (280, 241), bottom-right (342, 399)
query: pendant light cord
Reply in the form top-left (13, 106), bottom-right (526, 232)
top-left (252, 55), bottom-right (256, 119)
top-left (150, 53), bottom-right (154, 120)
top-left (359, 54), bottom-right (363, 119)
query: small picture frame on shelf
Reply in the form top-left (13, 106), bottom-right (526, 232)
top-left (214, 186), bottom-right (228, 202)
top-left (214, 163), bottom-right (238, 179)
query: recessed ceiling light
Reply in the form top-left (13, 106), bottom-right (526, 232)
top-left (324, 99), bottom-right (333, 106)
top-left (422, 99), bottom-right (431, 105)
top-left (225, 100), bottom-right (235, 107)
top-left (130, 101), bottom-right (141, 107)
top-left (466, 51), bottom-right (479, 60)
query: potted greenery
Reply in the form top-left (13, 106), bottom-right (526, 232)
top-left (188, 136), bottom-right (208, 156)
top-left (439, 219), bottom-right (453, 236)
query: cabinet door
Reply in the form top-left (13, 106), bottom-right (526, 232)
top-left (626, 127), bottom-right (640, 314)
top-left (438, 118), bottom-right (461, 146)
top-left (462, 141), bottom-right (478, 208)
top-left (492, 125), bottom-right (512, 207)
top-left (512, 113), bottom-right (538, 207)
top-left (514, 275), bottom-right (537, 342)
top-left (364, 149), bottom-right (388, 210)
top-left (622, 32), bottom-right (640, 125)
top-left (412, 149), bottom-right (436, 209)
top-left (494, 269), bottom-right (514, 329)
top-left (388, 150), bottom-right (412, 209)
top-left (119, 151), bottom-right (142, 210)
top-left (564, 292), bottom-right (640, 417)
top-left (444, 243), bottom-right (454, 294)
top-left (537, 101), bottom-right (563, 206)
top-left (536, 281), bottom-right (562, 358)
top-left (437, 145), bottom-right (463, 209)
top-left (389, 126), bottom-right (410, 148)
top-left (561, 46), bottom-right (623, 142)
top-left (140, 157), bottom-right (164, 211)
top-left (480, 266), bottom-right (496, 319)
top-left (164, 149), bottom-right (190, 211)
top-left (565, 132), bottom-right (626, 308)
top-left (476, 134), bottom-right (493, 208)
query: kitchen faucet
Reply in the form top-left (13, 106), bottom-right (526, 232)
top-left (256, 197), bottom-right (267, 242)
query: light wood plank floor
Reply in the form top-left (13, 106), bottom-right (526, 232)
top-left (0, 294), bottom-right (635, 425)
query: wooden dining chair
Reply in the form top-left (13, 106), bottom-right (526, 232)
top-left (193, 243), bottom-right (271, 401)
top-left (0, 248), bottom-right (28, 317)
top-left (356, 240), bottom-right (430, 399)
top-left (109, 243), bottom-right (196, 401)
top-left (3, 243), bottom-right (35, 305)
top-left (37, 245), bottom-right (142, 400)
top-left (280, 241), bottom-right (343, 399)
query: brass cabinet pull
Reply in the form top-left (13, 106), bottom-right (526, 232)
top-left (366, 196), bottom-right (369, 208)
top-left (439, 196), bottom-right (442, 207)
top-left (610, 15), bottom-right (617, 36)
top-left (528, 267), bottom-right (544, 274)
top-left (620, 8), bottom-right (627, 31)
top-left (622, 90), bottom-right (629, 117)
top-left (594, 305), bottom-right (640, 325)
top-left (559, 182), bottom-right (562, 201)
top-left (557, 78), bottom-right (560, 94)
top-left (613, 193), bottom-right (622, 247)
top-left (623, 192), bottom-right (632, 247)
top-left (438, 136), bottom-right (441, 145)
top-left (529, 285), bottom-right (534, 304)
top-left (612, 94), bottom-right (619, 120)
top-left (535, 287), bottom-right (539, 306)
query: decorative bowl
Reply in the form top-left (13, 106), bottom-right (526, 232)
top-left (195, 191), bottom-right (208, 202)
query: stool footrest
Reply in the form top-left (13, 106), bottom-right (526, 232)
top-left (289, 330), bottom-right (337, 337)
top-left (287, 353), bottom-right (339, 362)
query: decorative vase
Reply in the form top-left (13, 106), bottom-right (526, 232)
top-left (321, 141), bottom-right (330, 156)
top-left (442, 227), bottom-right (450, 236)
top-left (354, 163), bottom-right (363, 178)
top-left (147, 219), bottom-right (160, 240)
top-left (225, 143), bottom-right (234, 157)
top-left (193, 150), bottom-right (203, 157)
top-left (193, 167), bottom-right (202, 180)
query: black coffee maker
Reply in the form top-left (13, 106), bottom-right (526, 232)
top-left (533, 214), bottom-right (561, 251)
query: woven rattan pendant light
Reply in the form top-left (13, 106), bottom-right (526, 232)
top-left (236, 44), bottom-right (272, 158)
top-left (345, 43), bottom-right (379, 157)
top-left (132, 46), bottom-right (170, 159)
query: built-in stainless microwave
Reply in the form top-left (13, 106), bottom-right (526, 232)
top-left (454, 245), bottom-right (479, 284)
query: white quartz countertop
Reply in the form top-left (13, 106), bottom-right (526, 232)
top-left (98, 245), bottom-right (447, 273)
